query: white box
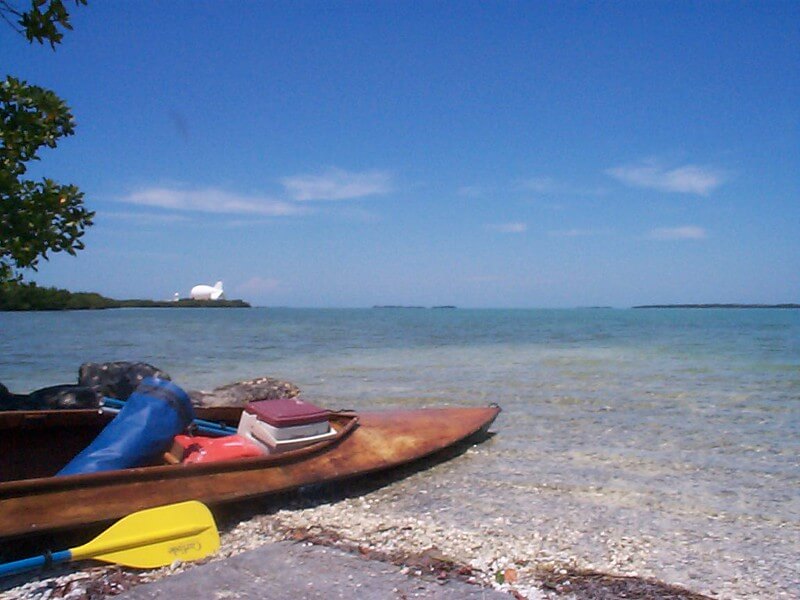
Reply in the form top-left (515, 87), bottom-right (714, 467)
top-left (236, 410), bottom-right (330, 441)
top-left (237, 411), bottom-right (337, 454)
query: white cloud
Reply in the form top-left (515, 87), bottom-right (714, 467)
top-left (458, 185), bottom-right (484, 198)
top-left (281, 168), bottom-right (393, 201)
top-left (647, 226), bottom-right (708, 240)
top-left (519, 177), bottom-right (607, 197)
top-left (120, 187), bottom-right (307, 216)
top-left (488, 222), bottom-right (527, 234)
top-left (237, 276), bottom-right (281, 295)
top-left (333, 206), bottom-right (383, 223)
top-left (607, 162), bottom-right (725, 195)
top-left (222, 218), bottom-right (285, 228)
top-left (548, 228), bottom-right (613, 237)
top-left (102, 211), bottom-right (192, 224)
top-left (521, 177), bottom-right (560, 194)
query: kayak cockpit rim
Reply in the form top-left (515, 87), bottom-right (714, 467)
top-left (0, 412), bottom-right (359, 493)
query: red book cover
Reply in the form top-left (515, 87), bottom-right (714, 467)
top-left (244, 398), bottom-right (329, 427)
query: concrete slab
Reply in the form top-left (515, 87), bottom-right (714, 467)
top-left (119, 541), bottom-right (510, 599)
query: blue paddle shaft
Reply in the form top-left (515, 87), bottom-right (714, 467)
top-left (102, 397), bottom-right (238, 436)
top-left (0, 550), bottom-right (72, 577)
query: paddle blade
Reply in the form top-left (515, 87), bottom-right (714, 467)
top-left (69, 501), bottom-right (219, 569)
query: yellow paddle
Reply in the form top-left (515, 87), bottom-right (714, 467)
top-left (0, 501), bottom-right (219, 577)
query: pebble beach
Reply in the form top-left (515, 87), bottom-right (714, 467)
top-left (3, 456), bottom-right (792, 600)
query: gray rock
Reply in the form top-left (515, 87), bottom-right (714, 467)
top-left (1, 363), bottom-right (300, 411)
top-left (188, 377), bottom-right (300, 407)
top-left (79, 361), bottom-right (171, 400)
top-left (119, 541), bottom-right (508, 599)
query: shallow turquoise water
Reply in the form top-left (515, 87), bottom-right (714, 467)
top-left (1, 307), bottom-right (798, 596)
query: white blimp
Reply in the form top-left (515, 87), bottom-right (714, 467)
top-left (190, 281), bottom-right (225, 301)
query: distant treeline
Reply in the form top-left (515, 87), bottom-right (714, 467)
top-left (634, 304), bottom-right (799, 309)
top-left (0, 282), bottom-right (117, 310)
top-left (0, 282), bottom-right (250, 311)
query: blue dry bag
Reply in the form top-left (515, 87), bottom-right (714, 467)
top-left (57, 377), bottom-right (194, 476)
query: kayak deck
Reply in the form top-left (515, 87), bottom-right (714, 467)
top-left (0, 405), bottom-right (500, 539)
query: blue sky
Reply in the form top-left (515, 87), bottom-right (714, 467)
top-left (4, 1), bottom-right (798, 307)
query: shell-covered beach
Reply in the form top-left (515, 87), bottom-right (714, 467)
top-left (1, 307), bottom-right (798, 598)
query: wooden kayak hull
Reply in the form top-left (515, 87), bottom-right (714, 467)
top-left (0, 405), bottom-right (499, 540)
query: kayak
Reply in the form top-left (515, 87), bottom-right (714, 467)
top-left (0, 404), bottom-right (500, 540)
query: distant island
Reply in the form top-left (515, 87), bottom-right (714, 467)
top-left (633, 304), bottom-right (799, 309)
top-left (0, 282), bottom-right (250, 311)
